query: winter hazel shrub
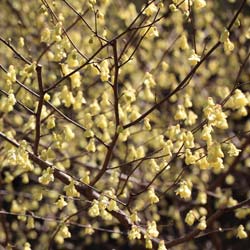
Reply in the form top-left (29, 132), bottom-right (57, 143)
top-left (1, 0), bottom-right (250, 250)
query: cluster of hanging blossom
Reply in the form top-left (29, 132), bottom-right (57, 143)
top-left (6, 140), bottom-right (33, 172)
top-left (38, 167), bottom-right (54, 185)
top-left (220, 28), bottom-right (235, 54)
top-left (175, 180), bottom-right (192, 200)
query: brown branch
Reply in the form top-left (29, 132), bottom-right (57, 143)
top-left (112, 40), bottom-right (120, 128)
top-left (34, 65), bottom-right (44, 155)
top-left (90, 40), bottom-right (122, 186)
top-left (109, 147), bottom-right (163, 170)
top-left (188, 0), bottom-right (197, 53)
top-left (194, 227), bottom-right (233, 239)
top-left (118, 159), bottom-right (144, 197)
top-left (91, 133), bottom-right (119, 186)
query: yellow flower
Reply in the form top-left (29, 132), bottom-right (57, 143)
top-left (70, 72), bottom-right (81, 89)
top-left (163, 140), bottom-right (173, 156)
top-left (7, 65), bottom-right (16, 82)
top-left (38, 167), bottom-right (54, 185)
top-left (85, 224), bottom-right (95, 235)
top-left (224, 38), bottom-right (234, 54)
top-left (56, 196), bottom-right (67, 210)
top-left (149, 159), bottom-right (160, 173)
top-left (67, 49), bottom-right (79, 68)
top-left (145, 238), bottom-right (153, 249)
top-left (194, 0), bottom-right (206, 9)
top-left (170, 3), bottom-right (179, 12)
top-left (197, 191), bottom-right (207, 204)
top-left (143, 4), bottom-right (158, 17)
top-left (175, 180), bottom-right (192, 200)
top-left (88, 200), bottom-right (100, 217)
top-left (211, 157), bottom-right (224, 171)
top-left (64, 125), bottom-right (75, 141)
top-left (59, 224), bottom-right (71, 238)
top-left (148, 187), bottom-right (159, 204)
top-left (179, 34), bottom-right (189, 50)
top-left (100, 60), bottom-right (110, 82)
top-left (236, 225), bottom-right (248, 239)
top-left (188, 50), bottom-right (201, 65)
top-left (183, 131), bottom-right (195, 148)
top-left (201, 125), bottom-right (213, 144)
top-left (18, 37), bottom-right (25, 48)
top-left (11, 200), bottom-right (22, 213)
top-left (226, 142), bottom-right (241, 157)
top-left (197, 216), bottom-right (207, 230)
top-left (204, 98), bottom-right (228, 129)
top-left (185, 149), bottom-right (196, 165)
top-left (46, 115), bottom-right (56, 129)
top-left (60, 86), bottom-right (75, 108)
top-left (207, 142), bottom-right (224, 162)
top-left (96, 114), bottom-right (108, 129)
top-left (27, 217), bottom-right (35, 229)
top-left (73, 90), bottom-right (86, 110)
top-left (158, 240), bottom-right (167, 250)
top-left (0, 93), bottom-right (16, 113)
top-left (144, 72), bottom-right (156, 87)
top-left (226, 89), bottom-right (248, 110)
top-left (64, 180), bottom-right (80, 198)
top-left (130, 211), bottom-right (141, 223)
top-left (128, 225), bottom-right (141, 240)
top-left (174, 105), bottom-right (187, 120)
top-left (107, 199), bottom-right (119, 212)
top-left (166, 124), bottom-right (181, 140)
top-left (144, 118), bottom-right (152, 130)
top-left (86, 138), bottom-right (96, 152)
top-left (24, 242), bottom-right (32, 250)
top-left (147, 221), bottom-right (159, 238)
top-left (52, 22), bottom-right (63, 42)
top-left (185, 210), bottom-right (196, 226)
top-left (41, 27), bottom-right (51, 43)
top-left (220, 28), bottom-right (229, 43)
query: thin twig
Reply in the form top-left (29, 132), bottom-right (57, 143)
top-left (34, 65), bottom-right (44, 155)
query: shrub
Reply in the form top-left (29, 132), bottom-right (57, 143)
top-left (0, 0), bottom-right (250, 249)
